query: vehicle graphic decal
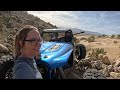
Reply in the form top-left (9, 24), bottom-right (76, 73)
top-left (48, 44), bottom-right (62, 51)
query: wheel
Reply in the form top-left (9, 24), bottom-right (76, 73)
top-left (0, 57), bottom-right (14, 79)
top-left (83, 69), bottom-right (107, 79)
top-left (75, 44), bottom-right (86, 60)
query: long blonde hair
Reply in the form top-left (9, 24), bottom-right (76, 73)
top-left (14, 25), bottom-right (38, 60)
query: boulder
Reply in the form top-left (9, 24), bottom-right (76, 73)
top-left (102, 56), bottom-right (111, 65)
top-left (114, 66), bottom-right (120, 73)
top-left (92, 60), bottom-right (102, 70)
top-left (110, 72), bottom-right (120, 79)
top-left (103, 66), bottom-right (110, 77)
top-left (108, 65), bottom-right (114, 72)
top-left (114, 59), bottom-right (120, 67)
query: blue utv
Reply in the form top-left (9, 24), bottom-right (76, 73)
top-left (0, 28), bottom-right (86, 79)
top-left (35, 29), bottom-right (86, 79)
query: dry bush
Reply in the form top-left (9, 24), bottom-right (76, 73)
top-left (80, 37), bottom-right (87, 41)
top-left (98, 34), bottom-right (108, 38)
top-left (117, 34), bottom-right (120, 39)
top-left (111, 34), bottom-right (116, 39)
top-left (87, 35), bottom-right (95, 42)
top-left (102, 34), bottom-right (108, 38)
top-left (97, 35), bottom-right (103, 38)
top-left (88, 48), bottom-right (107, 59)
top-left (113, 40), bottom-right (118, 44)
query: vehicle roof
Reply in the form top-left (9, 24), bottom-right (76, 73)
top-left (43, 28), bottom-right (72, 33)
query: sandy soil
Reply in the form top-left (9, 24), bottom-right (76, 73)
top-left (74, 34), bottom-right (120, 61)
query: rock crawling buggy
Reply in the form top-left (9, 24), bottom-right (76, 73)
top-left (0, 29), bottom-right (106, 79)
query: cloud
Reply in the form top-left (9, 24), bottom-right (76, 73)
top-left (28, 11), bottom-right (120, 35)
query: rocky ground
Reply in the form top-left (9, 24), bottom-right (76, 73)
top-left (0, 11), bottom-right (120, 79)
top-left (1, 45), bottom-right (119, 79)
top-left (66, 34), bottom-right (120, 79)
top-left (1, 34), bottom-right (120, 79)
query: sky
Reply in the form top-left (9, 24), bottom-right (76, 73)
top-left (27, 11), bottom-right (120, 35)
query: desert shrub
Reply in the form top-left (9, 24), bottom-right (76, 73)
top-left (80, 37), bottom-right (87, 41)
top-left (113, 40), bottom-right (118, 44)
top-left (117, 34), bottom-right (120, 39)
top-left (97, 35), bottom-right (102, 38)
top-left (88, 48), bottom-right (107, 59)
top-left (111, 34), bottom-right (115, 39)
top-left (97, 34), bottom-right (108, 38)
top-left (102, 34), bottom-right (108, 37)
top-left (87, 35), bottom-right (95, 42)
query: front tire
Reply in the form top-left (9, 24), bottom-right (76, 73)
top-left (75, 44), bottom-right (86, 60)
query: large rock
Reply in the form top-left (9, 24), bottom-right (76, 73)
top-left (0, 44), bottom-right (9, 54)
top-left (108, 65), bottom-right (114, 72)
top-left (103, 66), bottom-right (110, 77)
top-left (113, 59), bottom-right (120, 73)
top-left (114, 66), bottom-right (120, 73)
top-left (102, 56), bottom-right (111, 65)
top-left (110, 72), bottom-right (120, 79)
top-left (114, 59), bottom-right (120, 67)
top-left (102, 64), bottom-right (107, 69)
top-left (64, 68), bottom-right (82, 79)
top-left (107, 76), bottom-right (115, 79)
top-left (92, 60), bottom-right (102, 70)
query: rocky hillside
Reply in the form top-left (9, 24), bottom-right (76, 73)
top-left (0, 11), bottom-right (57, 57)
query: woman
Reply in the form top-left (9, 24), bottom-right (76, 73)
top-left (13, 25), bottom-right (43, 79)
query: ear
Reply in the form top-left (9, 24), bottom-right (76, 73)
top-left (19, 40), bottom-right (23, 47)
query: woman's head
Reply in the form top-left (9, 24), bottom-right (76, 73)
top-left (14, 25), bottom-right (42, 59)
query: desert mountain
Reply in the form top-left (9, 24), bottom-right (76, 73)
top-left (0, 11), bottom-right (57, 55)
